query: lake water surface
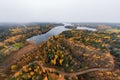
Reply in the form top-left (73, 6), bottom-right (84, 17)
top-left (77, 26), bottom-right (97, 31)
top-left (27, 26), bottom-right (96, 45)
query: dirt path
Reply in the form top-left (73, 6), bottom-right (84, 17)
top-left (0, 42), bottom-right (37, 72)
top-left (14, 61), bottom-right (113, 78)
top-left (37, 61), bottom-right (113, 77)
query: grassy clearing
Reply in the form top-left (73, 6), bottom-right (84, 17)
top-left (13, 42), bottom-right (23, 49)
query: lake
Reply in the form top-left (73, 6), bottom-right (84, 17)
top-left (27, 26), bottom-right (97, 45)
top-left (77, 26), bottom-right (97, 31)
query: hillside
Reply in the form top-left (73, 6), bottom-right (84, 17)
top-left (0, 30), bottom-right (120, 80)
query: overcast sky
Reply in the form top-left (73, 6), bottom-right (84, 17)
top-left (0, 0), bottom-right (120, 23)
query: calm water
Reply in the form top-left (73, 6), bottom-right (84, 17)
top-left (77, 26), bottom-right (97, 31)
top-left (27, 26), bottom-right (70, 44)
top-left (27, 26), bottom-right (97, 45)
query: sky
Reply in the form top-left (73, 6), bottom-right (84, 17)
top-left (0, 0), bottom-right (120, 23)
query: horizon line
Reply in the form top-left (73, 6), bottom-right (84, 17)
top-left (0, 22), bottom-right (120, 24)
